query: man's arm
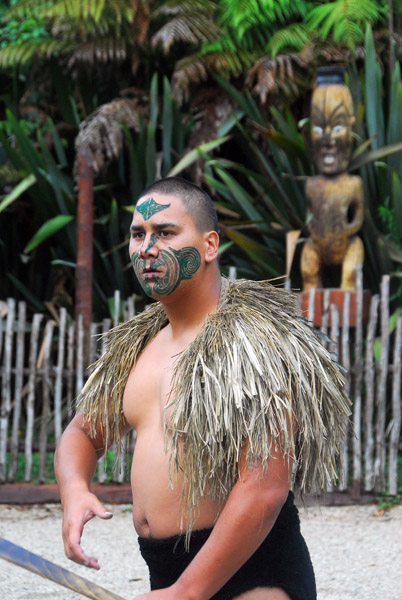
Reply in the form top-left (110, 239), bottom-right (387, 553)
top-left (136, 440), bottom-right (293, 600)
top-left (54, 412), bottom-right (129, 569)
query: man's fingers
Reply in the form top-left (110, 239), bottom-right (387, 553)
top-left (64, 527), bottom-right (101, 570)
top-left (84, 498), bottom-right (113, 522)
top-left (61, 494), bottom-right (113, 568)
top-left (100, 510), bottom-right (113, 519)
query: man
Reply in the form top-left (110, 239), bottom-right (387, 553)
top-left (55, 177), bottom-right (350, 600)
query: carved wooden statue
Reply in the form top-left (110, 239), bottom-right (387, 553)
top-left (301, 67), bottom-right (364, 291)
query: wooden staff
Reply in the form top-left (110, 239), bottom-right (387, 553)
top-left (0, 538), bottom-right (126, 600)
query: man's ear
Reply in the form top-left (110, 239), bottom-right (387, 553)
top-left (204, 230), bottom-right (219, 263)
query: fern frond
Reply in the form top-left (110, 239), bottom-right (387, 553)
top-left (151, 16), bottom-right (219, 53)
top-left (6, 0), bottom-right (134, 23)
top-left (306, 0), bottom-right (384, 50)
top-left (68, 37), bottom-right (129, 67)
top-left (152, 0), bottom-right (218, 16)
top-left (171, 55), bottom-right (209, 103)
top-left (0, 39), bottom-right (65, 67)
top-left (171, 45), bottom-right (253, 103)
top-left (219, 0), bottom-right (306, 32)
top-left (151, 0), bottom-right (219, 52)
top-left (267, 23), bottom-right (309, 57)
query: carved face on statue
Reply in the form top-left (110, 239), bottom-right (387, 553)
top-left (311, 85), bottom-right (355, 175)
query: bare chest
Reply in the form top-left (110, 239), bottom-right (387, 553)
top-left (122, 331), bottom-right (184, 430)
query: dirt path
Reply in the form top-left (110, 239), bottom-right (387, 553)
top-left (1, 502), bottom-right (401, 600)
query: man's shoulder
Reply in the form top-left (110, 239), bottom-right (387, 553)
top-left (220, 277), bottom-right (299, 318)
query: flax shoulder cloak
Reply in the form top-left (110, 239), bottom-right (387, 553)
top-left (78, 277), bottom-right (350, 518)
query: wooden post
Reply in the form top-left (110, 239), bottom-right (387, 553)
top-left (0, 298), bottom-right (15, 482)
top-left (329, 304), bottom-right (341, 490)
top-left (374, 276), bottom-right (390, 492)
top-left (54, 308), bottom-right (67, 442)
top-left (75, 146), bottom-right (94, 363)
top-left (340, 296), bottom-right (350, 492)
top-left (9, 301), bottom-right (26, 481)
top-left (389, 313), bottom-right (402, 495)
top-left (39, 320), bottom-right (55, 483)
top-left (352, 268), bottom-right (363, 498)
top-left (364, 294), bottom-right (380, 491)
top-left (76, 314), bottom-right (85, 399)
top-left (66, 321), bottom-right (76, 419)
top-left (25, 314), bottom-right (43, 481)
top-left (97, 318), bottom-right (111, 484)
top-left (320, 288), bottom-right (330, 349)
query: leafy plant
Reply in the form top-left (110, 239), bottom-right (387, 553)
top-left (0, 75), bottom-right (230, 318)
top-left (193, 30), bottom-right (402, 288)
top-left (352, 25), bottom-right (402, 297)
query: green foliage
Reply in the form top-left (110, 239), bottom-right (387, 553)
top-left (0, 0), bottom-right (137, 73)
top-left (152, 0), bottom-right (392, 102)
top-left (0, 76), bottom-right (219, 318)
top-left (5, 449), bottom-right (133, 483)
top-left (204, 29), bottom-right (402, 287)
top-left (307, 0), bottom-right (385, 50)
top-left (267, 23), bottom-right (310, 57)
top-left (376, 492), bottom-right (402, 510)
top-left (24, 214), bottom-right (74, 253)
top-left (0, 14), bottom-right (49, 50)
top-left (376, 456), bottom-right (402, 509)
top-left (6, 452), bottom-right (56, 483)
top-left (218, 0), bottom-right (306, 46)
top-left (351, 26), bottom-right (402, 296)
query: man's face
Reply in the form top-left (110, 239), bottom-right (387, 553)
top-left (129, 193), bottom-right (204, 299)
top-left (311, 86), bottom-right (354, 175)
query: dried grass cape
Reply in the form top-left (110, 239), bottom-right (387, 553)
top-left (78, 277), bottom-right (350, 538)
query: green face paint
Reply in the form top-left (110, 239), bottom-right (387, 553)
top-left (131, 246), bottom-right (201, 296)
top-left (136, 197), bottom-right (171, 221)
top-left (144, 232), bottom-right (160, 254)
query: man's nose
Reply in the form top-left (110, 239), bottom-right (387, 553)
top-left (139, 233), bottom-right (159, 257)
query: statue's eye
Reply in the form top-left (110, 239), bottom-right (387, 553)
top-left (313, 126), bottom-right (323, 135)
top-left (332, 125), bottom-right (344, 133)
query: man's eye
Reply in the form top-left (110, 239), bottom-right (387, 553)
top-left (160, 231), bottom-right (172, 237)
top-left (132, 232), bottom-right (144, 239)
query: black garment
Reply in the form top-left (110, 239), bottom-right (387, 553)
top-left (138, 492), bottom-right (316, 600)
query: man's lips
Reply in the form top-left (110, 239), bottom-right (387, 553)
top-left (142, 267), bottom-right (162, 278)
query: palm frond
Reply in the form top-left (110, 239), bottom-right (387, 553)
top-left (151, 16), bottom-right (219, 52)
top-left (7, 0), bottom-right (134, 23)
top-left (74, 99), bottom-right (139, 175)
top-left (151, 0), bottom-right (220, 52)
top-left (67, 37), bottom-right (129, 67)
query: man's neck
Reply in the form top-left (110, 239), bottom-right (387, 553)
top-left (160, 270), bottom-right (222, 339)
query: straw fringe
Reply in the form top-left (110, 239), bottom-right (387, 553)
top-left (77, 277), bottom-right (350, 540)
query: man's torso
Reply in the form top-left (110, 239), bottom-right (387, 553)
top-left (122, 323), bottom-right (222, 539)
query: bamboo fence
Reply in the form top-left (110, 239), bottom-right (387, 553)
top-left (0, 278), bottom-right (401, 496)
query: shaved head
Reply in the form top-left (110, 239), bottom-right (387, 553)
top-left (137, 177), bottom-right (219, 234)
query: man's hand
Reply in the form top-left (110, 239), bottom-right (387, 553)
top-left (61, 489), bottom-right (113, 569)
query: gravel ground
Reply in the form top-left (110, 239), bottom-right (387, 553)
top-left (0, 502), bottom-right (401, 600)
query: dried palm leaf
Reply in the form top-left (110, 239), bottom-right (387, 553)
top-left (74, 98), bottom-right (139, 175)
top-left (78, 277), bottom-right (350, 545)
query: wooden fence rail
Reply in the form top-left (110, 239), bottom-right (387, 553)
top-left (0, 278), bottom-right (401, 495)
